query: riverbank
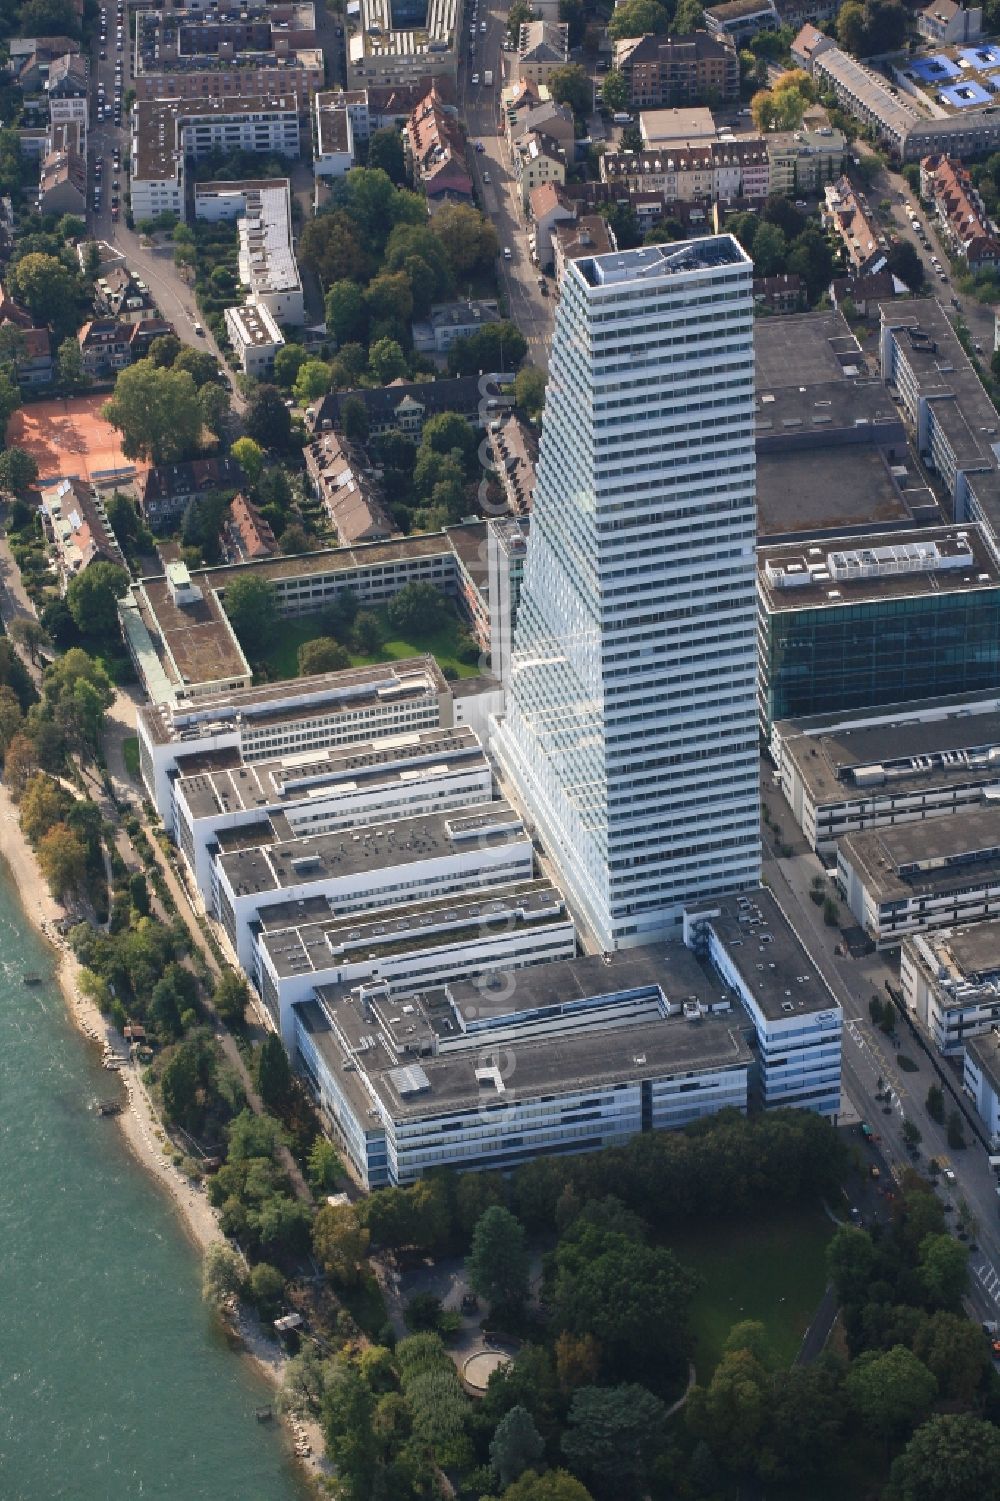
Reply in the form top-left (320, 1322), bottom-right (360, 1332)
top-left (0, 775), bottom-right (327, 1484)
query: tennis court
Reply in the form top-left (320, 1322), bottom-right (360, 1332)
top-left (6, 394), bottom-right (147, 487)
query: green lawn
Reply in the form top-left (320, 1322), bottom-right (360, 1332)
top-left (260, 607), bottom-right (481, 683)
top-left (122, 737), bottom-right (140, 778)
top-left (665, 1204), bottom-right (834, 1376)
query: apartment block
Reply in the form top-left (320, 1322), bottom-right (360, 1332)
top-left (224, 301), bottom-right (285, 377)
top-left (614, 31), bottom-right (740, 108)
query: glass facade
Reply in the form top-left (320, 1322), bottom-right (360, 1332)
top-left (759, 587), bottom-right (1000, 729)
top-left (493, 239), bottom-right (761, 950)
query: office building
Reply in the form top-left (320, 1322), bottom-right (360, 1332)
top-left (963, 1028), bottom-right (1000, 1139)
top-left (216, 800), bottom-right (534, 969)
top-left (902, 921), bottom-right (1000, 1055)
top-left (346, 0), bottom-right (462, 87)
top-left (773, 698), bottom-right (1000, 854)
top-left (838, 804), bottom-right (1000, 946)
top-left (493, 238), bottom-right (760, 951)
top-left (757, 526), bottom-right (1000, 730)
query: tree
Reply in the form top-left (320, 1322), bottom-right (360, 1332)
top-left (926, 1084), bottom-right (945, 1124)
top-left (293, 359), bottom-right (332, 404)
top-left (429, 203), bottom-right (498, 277)
top-left (222, 573), bottom-right (279, 659)
top-left (601, 70), bottom-right (629, 114)
top-left (887, 238), bottom-right (924, 290)
top-left (279, 522), bottom-right (310, 556)
top-left (213, 968), bottom-right (249, 1026)
top-left (917, 1233), bottom-right (967, 1309)
top-left (321, 1359), bottom-right (378, 1497)
top-left (3, 732), bottom-right (39, 795)
top-left (248, 1261), bottom-right (285, 1318)
top-left (561, 1385), bottom-right (667, 1499)
top-left (8, 252), bottom-right (79, 334)
top-left (421, 411), bottom-right (477, 465)
top-left (202, 1242), bottom-right (246, 1307)
top-left (467, 1205), bottom-right (530, 1316)
top-left (256, 1033), bottom-right (294, 1113)
top-left (447, 321), bottom-right (528, 376)
top-left (946, 1110), bottom-right (966, 1150)
top-left (102, 360), bottom-right (202, 465)
top-left (903, 1118), bottom-right (922, 1151)
top-left (0, 370), bottom-right (21, 430)
top-left (889, 1414), bottom-right (1000, 1501)
top-left (0, 447), bottom-right (38, 497)
top-left (673, 0), bottom-right (705, 30)
top-left (367, 127), bottom-right (406, 184)
top-left (299, 209), bottom-right (368, 286)
top-left (502, 1473), bottom-right (595, 1501)
top-left (66, 562), bottom-right (129, 640)
top-left (20, 774), bottom-right (70, 845)
top-left (160, 1043), bottom-right (200, 1125)
top-left (273, 343), bottom-right (308, 389)
top-left (307, 1136), bottom-right (344, 1193)
top-left (686, 1348), bottom-right (769, 1474)
top-left (230, 436), bottom-right (265, 487)
top-left (515, 366), bottom-right (546, 420)
top-left (548, 63), bottom-right (591, 117)
top-left (173, 348), bottom-right (220, 389)
top-left (352, 610), bottom-right (382, 656)
top-left (491, 1405), bottom-right (545, 1488)
top-left (826, 1225), bottom-right (876, 1306)
top-left (607, 0), bottom-right (668, 39)
top-left (20, 0), bottom-right (81, 37)
top-left (298, 636), bottom-right (351, 675)
top-left (325, 279), bottom-right (368, 345)
top-left (387, 581), bottom-right (448, 635)
top-left (844, 1346), bottom-right (937, 1443)
top-left (368, 337), bottom-right (408, 385)
top-left (198, 381), bottom-right (230, 437)
top-left (56, 336), bottom-right (88, 391)
top-left (837, 0), bottom-right (866, 51)
top-left (149, 334), bottom-right (182, 368)
top-left (0, 686), bottom-right (22, 757)
top-left (245, 385), bottom-right (293, 451)
top-left (912, 1310), bottom-right (989, 1404)
top-left (751, 221), bottom-right (787, 276)
top-left (313, 1202), bottom-right (371, 1287)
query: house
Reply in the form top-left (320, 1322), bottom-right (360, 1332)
top-left (823, 176), bottom-right (887, 275)
top-left (310, 376), bottom-right (487, 441)
top-left (753, 273), bottom-right (806, 312)
top-left (705, 0), bottom-right (779, 43)
top-left (37, 146), bottom-right (86, 215)
top-left (128, 318), bottom-right (176, 361)
top-left (515, 20), bottom-right (570, 84)
top-left (45, 51), bottom-right (88, 136)
top-left (77, 319), bottom-right (132, 377)
top-left (136, 456), bottom-right (245, 528)
top-left (918, 0), bottom-right (981, 44)
top-left (96, 266), bottom-right (153, 319)
top-left (829, 270), bottom-right (898, 313)
top-left (304, 430), bottom-right (395, 546)
top-left (614, 31), bottom-right (740, 108)
top-left (226, 493), bottom-right (277, 560)
top-left (552, 214), bottom-right (615, 286)
top-left (14, 326), bottom-right (53, 386)
top-left (921, 154), bottom-right (1000, 269)
top-left (412, 299), bottom-right (501, 355)
top-left (404, 84), bottom-right (472, 202)
top-left (488, 413), bottom-right (537, 515)
top-left (507, 97), bottom-right (575, 153)
top-left (513, 131), bottom-right (566, 210)
top-left (529, 181), bottom-right (576, 268)
top-left (790, 21), bottom-right (836, 69)
top-left (40, 477), bottom-right (123, 590)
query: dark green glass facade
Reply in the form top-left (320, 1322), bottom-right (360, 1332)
top-left (758, 587), bottom-right (1000, 730)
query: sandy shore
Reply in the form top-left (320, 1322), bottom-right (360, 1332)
top-left (0, 776), bottom-right (328, 1486)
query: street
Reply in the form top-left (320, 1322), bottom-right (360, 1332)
top-left (457, 6), bottom-right (554, 372)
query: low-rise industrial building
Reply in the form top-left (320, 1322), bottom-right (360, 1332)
top-left (902, 921), bottom-right (1000, 1055)
top-left (839, 805), bottom-right (1000, 945)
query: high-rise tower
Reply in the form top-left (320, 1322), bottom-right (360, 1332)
top-left (492, 237), bottom-right (760, 950)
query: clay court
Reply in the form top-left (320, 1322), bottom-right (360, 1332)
top-left (6, 394), bottom-right (149, 487)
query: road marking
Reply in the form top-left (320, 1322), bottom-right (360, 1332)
top-left (975, 1260), bottom-right (1000, 1304)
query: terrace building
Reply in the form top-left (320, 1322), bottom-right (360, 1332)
top-left (921, 154), bottom-right (1000, 269)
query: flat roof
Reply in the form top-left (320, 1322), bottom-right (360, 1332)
top-left (132, 95), bottom-right (299, 183)
top-left (218, 800), bottom-right (526, 896)
top-left (755, 309), bottom-right (864, 390)
top-left (881, 299), bottom-right (1000, 472)
top-left (574, 235), bottom-right (749, 289)
top-left (297, 945), bottom-right (754, 1122)
top-left (756, 446), bottom-right (927, 539)
top-left (175, 725), bottom-right (484, 820)
top-left (915, 919), bottom-right (1000, 984)
top-left (966, 1028), bottom-right (1000, 1099)
top-left (758, 524), bottom-right (1000, 612)
top-left (781, 707), bottom-right (1000, 805)
top-left (698, 888), bottom-right (839, 1022)
top-left (138, 575), bottom-right (249, 690)
top-left (841, 803), bottom-right (1000, 898)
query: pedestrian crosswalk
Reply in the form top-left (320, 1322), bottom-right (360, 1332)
top-left (974, 1260), bottom-right (1000, 1304)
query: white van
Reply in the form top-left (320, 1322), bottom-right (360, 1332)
top-left (484, 69), bottom-right (493, 85)
top-left (612, 111), bottom-right (631, 125)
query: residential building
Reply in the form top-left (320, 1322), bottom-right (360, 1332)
top-left (131, 4), bottom-right (324, 106)
top-left (45, 51), bottom-right (88, 137)
top-left (310, 377), bottom-right (487, 440)
top-left (96, 266), bottom-right (154, 319)
top-left (600, 135), bottom-right (770, 203)
top-left (613, 31), bottom-right (740, 108)
top-left (346, 0), bottom-right (462, 87)
top-left (12, 326), bottom-right (52, 386)
top-left (963, 1029), bottom-right (1000, 1139)
top-left (304, 430), bottom-right (394, 546)
top-left (753, 273), bottom-right (805, 312)
top-left (37, 144), bottom-right (86, 214)
top-left (312, 92), bottom-right (356, 178)
top-left (216, 799), bottom-right (535, 969)
top-left (839, 805), bottom-right (1000, 945)
top-left (40, 477), bottom-right (123, 590)
top-left (135, 455), bottom-right (245, 528)
top-left (134, 657), bottom-right (453, 819)
top-left (918, 0), bottom-right (981, 44)
top-left (127, 318), bottom-right (176, 362)
top-left (515, 20), bottom-right (570, 84)
top-left (224, 301), bottom-right (285, 377)
top-left (829, 270), bottom-right (897, 314)
top-left (513, 131), bottom-right (566, 209)
top-left (492, 238), bottom-right (760, 951)
top-left (403, 84), bottom-right (472, 201)
top-left (823, 177), bottom-right (887, 276)
top-left (129, 97), bottom-right (301, 221)
top-left (508, 98), bottom-right (576, 154)
top-left (235, 179), bottom-right (303, 326)
top-left (772, 697), bottom-right (1000, 854)
top-left (684, 887), bottom-right (842, 1115)
top-left (921, 154), bottom-right (1000, 269)
top-left (412, 299), bottom-right (501, 355)
top-left (226, 493), bottom-right (276, 562)
top-left (77, 319), bottom-right (132, 377)
top-left (640, 105), bottom-right (716, 143)
top-left (488, 413), bottom-right (536, 516)
top-left (529, 181), bottom-right (577, 268)
top-left (552, 214), bottom-right (615, 284)
top-left (757, 526), bottom-right (1000, 730)
top-left (766, 126), bottom-right (846, 195)
top-left (902, 922), bottom-right (1000, 1055)
top-left (705, 0), bottom-right (779, 42)
top-left (294, 944), bottom-right (754, 1187)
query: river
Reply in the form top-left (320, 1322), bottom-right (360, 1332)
top-left (0, 863), bottom-right (309, 1501)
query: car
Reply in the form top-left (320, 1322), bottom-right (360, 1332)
top-left (870, 1165), bottom-right (880, 1179)
top-left (943, 1166), bottom-right (957, 1182)
top-left (112, 178), bottom-right (120, 189)
top-left (860, 1121), bottom-right (873, 1139)
top-left (975, 341), bottom-right (984, 354)
top-left (99, 48), bottom-right (107, 57)
top-left (480, 18), bottom-right (486, 29)
top-left (117, 40), bottom-right (122, 50)
top-left (503, 246), bottom-right (512, 259)
top-left (952, 295), bottom-right (961, 308)
top-left (483, 170), bottom-right (490, 182)
top-left (111, 205), bottom-right (119, 219)
top-left (193, 321), bottom-right (205, 336)
top-left (475, 140), bottom-right (485, 152)
top-left (471, 71), bottom-right (479, 83)
top-left (938, 270), bottom-right (947, 281)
